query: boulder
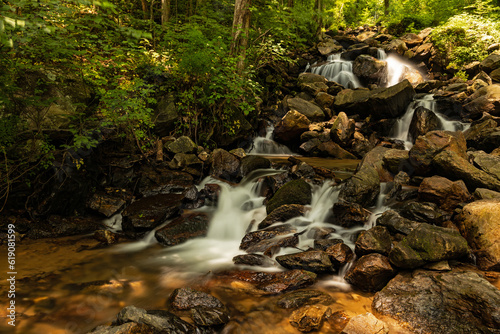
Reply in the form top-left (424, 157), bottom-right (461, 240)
top-left (490, 67), bottom-right (500, 82)
top-left (464, 119), bottom-right (500, 152)
top-left (191, 307), bottom-right (230, 327)
top-left (30, 215), bottom-right (103, 239)
top-left (385, 39), bottom-right (408, 55)
top-left (266, 179), bottom-right (312, 214)
top-left (398, 201), bottom-right (447, 225)
top-left (357, 146), bottom-right (392, 182)
top-left (167, 136), bottom-right (198, 154)
top-left (376, 210), bottom-right (419, 236)
top-left (315, 92), bottom-right (335, 110)
top-left (330, 112), bottom-right (355, 145)
top-left (408, 106), bottom-right (441, 142)
top-left (239, 156), bottom-right (271, 177)
top-left (154, 94), bottom-right (178, 136)
top-left (388, 223), bottom-right (469, 269)
top-left (345, 253), bottom-right (397, 292)
top-left (463, 84), bottom-right (500, 118)
top-left (382, 149), bottom-right (409, 174)
top-left (353, 55), bottom-right (388, 85)
top-left (277, 290), bottom-right (333, 309)
top-left (88, 322), bottom-right (155, 334)
top-left (341, 44), bottom-right (371, 60)
top-left (411, 42), bottom-right (434, 62)
top-left (232, 254), bottom-right (275, 267)
top-left (325, 243), bottom-right (354, 269)
top-left (341, 312), bottom-right (389, 334)
top-left (333, 88), bottom-right (372, 115)
top-left (338, 166), bottom-right (380, 207)
top-left (317, 38), bottom-right (343, 55)
top-left (286, 97), bottom-right (325, 122)
top-left (276, 250), bottom-right (334, 273)
top-left (418, 176), bottom-right (471, 211)
top-left (400, 33), bottom-right (423, 47)
top-left (298, 73), bottom-right (328, 85)
top-left (372, 270), bottom-right (500, 333)
top-left (367, 80), bottom-right (416, 120)
top-left (331, 202), bottom-right (370, 227)
top-left (169, 288), bottom-right (225, 310)
top-left (154, 213), bottom-right (209, 246)
top-left (115, 306), bottom-right (196, 333)
top-left (138, 166), bottom-right (194, 197)
top-left (480, 53), bottom-right (500, 73)
top-left (240, 224), bottom-right (298, 252)
top-left (290, 305), bottom-right (330, 332)
top-left (409, 130), bottom-right (467, 175)
top-left (469, 150), bottom-right (500, 181)
top-left (258, 204), bottom-right (306, 229)
top-left (472, 188), bottom-right (500, 200)
top-left (455, 199), bottom-right (500, 270)
top-left (210, 148), bottom-right (240, 181)
top-left (87, 192), bottom-right (126, 218)
top-left (94, 230), bottom-right (119, 245)
top-left (473, 71), bottom-right (493, 85)
top-left (274, 110), bottom-right (311, 144)
top-left (355, 226), bottom-right (392, 257)
top-left (317, 141), bottom-right (358, 159)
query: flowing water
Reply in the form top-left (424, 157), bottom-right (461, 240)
top-left (310, 54), bottom-right (361, 88)
top-left (247, 124), bottom-right (294, 155)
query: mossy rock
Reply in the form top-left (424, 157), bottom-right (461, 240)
top-left (266, 179), bottom-right (312, 214)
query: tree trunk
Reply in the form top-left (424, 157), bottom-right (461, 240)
top-left (140, 0), bottom-right (149, 19)
top-left (314, 0), bottom-right (323, 38)
top-left (287, 0), bottom-right (293, 7)
top-left (384, 0), bottom-right (389, 15)
top-left (161, 0), bottom-right (171, 25)
top-left (231, 0), bottom-right (252, 72)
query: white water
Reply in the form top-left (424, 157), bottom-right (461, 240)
top-left (248, 124), bottom-right (294, 155)
top-left (311, 54), bottom-right (361, 88)
top-left (393, 95), bottom-right (470, 149)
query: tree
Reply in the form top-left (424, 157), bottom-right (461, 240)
top-left (230, 0), bottom-right (252, 71)
top-left (161, 0), bottom-right (171, 25)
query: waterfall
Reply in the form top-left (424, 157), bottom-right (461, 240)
top-left (393, 95), bottom-right (470, 149)
top-left (248, 124), bottom-right (294, 155)
top-left (310, 54), bottom-right (361, 88)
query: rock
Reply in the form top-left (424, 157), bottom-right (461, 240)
top-left (472, 188), bottom-right (500, 200)
top-left (298, 73), bottom-right (327, 85)
top-left (290, 305), bottom-right (330, 332)
top-left (463, 84), bottom-right (500, 118)
top-left (307, 226), bottom-right (336, 240)
top-left (226, 269), bottom-right (317, 294)
top-left (345, 253), bottom-right (396, 292)
top-left (411, 42), bottom-right (434, 62)
top-left (94, 230), bottom-right (119, 245)
top-left (87, 192), bottom-right (126, 218)
top-left (155, 213), bottom-right (209, 246)
top-left (233, 254), bottom-right (275, 267)
top-left (327, 311), bottom-right (350, 333)
top-left (355, 226), bottom-right (392, 257)
top-left (330, 112), bottom-right (355, 145)
top-left (330, 202), bottom-right (370, 227)
top-left (372, 270), bottom-right (500, 333)
top-left (276, 250), bottom-right (334, 273)
top-left (317, 38), bottom-right (343, 55)
top-left (389, 223), bottom-right (469, 269)
top-left (277, 290), bottom-right (334, 309)
top-left (169, 153), bottom-right (203, 173)
top-left (333, 88), bottom-right (372, 116)
top-left (239, 156), bottom-right (271, 178)
top-left (116, 306), bottom-right (196, 333)
top-left (210, 149), bottom-right (240, 181)
top-left (286, 97), bottom-right (325, 122)
top-left (240, 224), bottom-right (298, 251)
top-left (401, 33), bottom-right (423, 47)
top-left (473, 71), bottom-right (493, 85)
top-left (266, 179), bottom-right (312, 214)
top-left (167, 136), bottom-right (198, 154)
top-left (274, 110), bottom-right (311, 144)
top-left (315, 92), bottom-right (335, 110)
top-left (398, 201), bottom-right (447, 224)
top-left (28, 215), bottom-right (103, 239)
top-left (314, 239), bottom-right (343, 250)
top-left (480, 53), bottom-right (500, 73)
top-left (382, 149), bottom-right (409, 174)
top-left (258, 204), bottom-right (306, 229)
top-left (245, 234), bottom-right (299, 256)
top-left (341, 44), bottom-right (371, 60)
top-left (408, 106), bottom-right (441, 142)
top-left (121, 194), bottom-right (184, 234)
top-left (409, 130), bottom-right (467, 175)
top-left (338, 166), bottom-right (380, 207)
top-left (317, 141), bottom-right (358, 159)
top-left (138, 166), bottom-right (194, 197)
top-left (464, 119), bottom-right (499, 151)
top-left (376, 210), bottom-right (419, 236)
top-left (386, 39), bottom-right (408, 55)
top-left (325, 243), bottom-right (354, 269)
top-left (88, 322), bottom-right (154, 334)
top-left (341, 312), bottom-right (388, 334)
top-left (169, 288), bottom-right (224, 310)
top-left (357, 146), bottom-right (392, 182)
top-left (490, 68), bottom-right (500, 82)
top-left (469, 150), bottom-right (500, 181)
top-left (353, 55), bottom-right (388, 86)
top-left (433, 150), bottom-right (500, 192)
top-left (456, 199), bottom-right (500, 270)
top-left (191, 307), bottom-right (229, 327)
top-left (446, 82), bottom-right (467, 92)
top-left (367, 80), bottom-right (416, 120)
top-left (418, 176), bottom-right (471, 211)
top-left (154, 93), bottom-right (178, 137)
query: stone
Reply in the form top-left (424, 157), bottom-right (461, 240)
top-left (472, 188), bottom-right (500, 200)
top-left (169, 288), bottom-right (224, 310)
top-left (138, 166), bottom-right (194, 197)
top-left (317, 141), bottom-right (358, 159)
top-left (258, 204), bottom-right (306, 229)
top-left (317, 38), bottom-right (343, 55)
top-left (367, 80), bottom-right (416, 120)
top-left (490, 67), bottom-right (500, 82)
top-left (382, 149), bottom-right (409, 175)
top-left (276, 250), bottom-right (334, 273)
top-left (169, 153), bottom-right (203, 173)
top-left (408, 106), bottom-right (441, 142)
top-left (386, 39), bottom-right (408, 55)
top-left (409, 130), bottom-right (467, 175)
top-left (154, 93), bottom-right (178, 137)
top-left (29, 215), bottom-right (102, 239)
top-left (470, 150), bottom-right (500, 181)
top-left (372, 270), bottom-right (500, 333)
top-left (298, 73), bottom-right (328, 85)
top-left (240, 224), bottom-right (298, 251)
top-left (266, 179), bottom-right (312, 214)
top-left (473, 71), bottom-right (493, 85)
top-left (88, 322), bottom-right (155, 334)
top-left (87, 192), bottom-right (126, 217)
top-left (357, 146), bottom-right (392, 182)
top-left (314, 238), bottom-right (343, 251)
top-left (210, 148), bottom-right (240, 181)
top-left (290, 305), bottom-right (330, 332)
top-left (338, 166), bottom-right (380, 207)
top-left (121, 194), bottom-right (184, 234)
top-left (239, 156), bottom-right (271, 177)
top-left (327, 310), bottom-right (351, 333)
top-left (233, 254), bottom-right (275, 267)
top-left (353, 55), bottom-right (388, 86)
top-left (330, 112), bottom-right (355, 145)
top-left (333, 88), bottom-right (372, 115)
top-left (355, 226), bottom-right (392, 257)
top-left (325, 243), bottom-right (354, 269)
top-left (315, 92), bottom-right (335, 110)
top-left (480, 53), bottom-right (500, 72)
top-left (411, 42), bottom-right (434, 62)
top-left (401, 33), bottom-right (423, 47)
top-left (398, 201), bottom-right (447, 224)
top-left (345, 253), bottom-right (396, 292)
top-left (191, 307), bottom-right (229, 327)
top-left (274, 110), bottom-right (311, 144)
top-left (464, 84), bottom-right (500, 118)
top-left (225, 269), bottom-right (317, 294)
top-left (341, 44), bottom-right (371, 60)
top-left (155, 213), bottom-right (209, 246)
top-left (277, 290), bottom-right (334, 309)
top-left (167, 136), bottom-right (198, 154)
top-left (94, 230), bottom-right (119, 245)
top-left (341, 312), bottom-right (388, 334)
top-left (330, 202), bottom-right (370, 227)
top-left (286, 97), bottom-right (325, 122)
top-left (456, 199), bottom-right (500, 270)
top-left (115, 306), bottom-right (196, 333)
top-left (418, 176), bottom-right (471, 211)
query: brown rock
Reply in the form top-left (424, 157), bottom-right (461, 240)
top-left (355, 226), bottom-right (392, 257)
top-left (325, 243), bottom-right (354, 269)
top-left (226, 269), bottom-right (317, 294)
top-left (210, 148), bottom-right (240, 181)
top-left (290, 305), bottom-right (330, 332)
top-left (345, 253), bottom-right (397, 291)
top-left (274, 110), bottom-right (311, 144)
top-left (418, 176), bottom-right (471, 211)
top-left (341, 312), bottom-right (388, 334)
top-left (155, 213), bottom-right (209, 246)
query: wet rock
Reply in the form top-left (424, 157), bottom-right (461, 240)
top-left (418, 176), bottom-right (471, 211)
top-left (138, 166), bottom-right (194, 197)
top-left (341, 312), bottom-right (388, 334)
top-left (277, 290), bottom-right (334, 309)
top-left (155, 213), bottom-right (209, 246)
top-left (167, 136), bottom-right (198, 154)
top-left (333, 89), bottom-right (372, 115)
top-left (472, 188), bottom-right (500, 200)
top-left (330, 112), bottom-right (355, 145)
top-left (409, 130), bottom-right (467, 175)
top-left (315, 92), bottom-right (335, 111)
top-left (398, 201), bottom-right (447, 224)
top-left (372, 270), bottom-right (500, 333)
top-left (292, 162), bottom-right (316, 179)
top-left (121, 194), bottom-right (184, 234)
top-left (469, 150), bottom-right (500, 181)
top-left (377, 210), bottom-right (419, 235)
top-left (154, 94), bottom-right (178, 137)
top-left (473, 71), bottom-right (493, 85)
top-left (227, 269), bottom-right (317, 294)
top-left (389, 223), bottom-right (469, 269)
top-left (314, 238), bottom-right (343, 250)
top-left (87, 192), bottom-right (126, 218)
top-left (317, 141), bottom-right (358, 159)
top-left (276, 250), bottom-right (334, 273)
top-left (490, 68), bottom-right (500, 82)
top-left (326, 310), bottom-right (350, 333)
top-left (290, 304), bottom-right (330, 332)
top-left (169, 288), bottom-right (224, 310)
top-left (239, 156), bottom-right (271, 178)
top-left (266, 179), bottom-right (312, 214)
top-left (386, 39), bottom-right (408, 55)
top-left (240, 224), bottom-right (298, 250)
top-left (357, 146), bottom-right (392, 182)
top-left (408, 106), bottom-right (441, 142)
top-left (317, 38), bottom-right (343, 55)
top-left (331, 202), bottom-right (370, 227)
top-left (400, 33), bottom-right (423, 47)
top-left (456, 199), bottom-right (500, 271)
top-left (371, 80), bottom-right (417, 120)
top-left (232, 254), bottom-right (275, 267)
top-left (115, 305), bottom-right (196, 333)
top-left (286, 97), bottom-right (325, 122)
top-left (480, 53), bottom-right (500, 73)
top-left (245, 234), bottom-right (299, 257)
top-left (338, 166), bottom-right (380, 207)
top-left (88, 322), bottom-right (154, 334)
top-left (307, 226), bottom-right (336, 240)
top-left (210, 149), bottom-right (240, 182)
top-left (258, 204), bottom-right (306, 229)
top-left (382, 149), bottom-right (409, 174)
top-left (325, 243), bottom-right (354, 269)
top-left (191, 307), bottom-right (229, 327)
top-left (465, 120), bottom-right (500, 153)
top-left (30, 215), bottom-right (103, 238)
top-left (464, 85), bottom-right (500, 118)
top-left (298, 73), bottom-right (328, 85)
top-left (355, 226), bottom-right (392, 257)
top-left (345, 253), bottom-right (397, 292)
top-left (94, 230), bottom-right (119, 245)
top-left (353, 55), bottom-right (387, 86)
top-left (274, 110), bottom-right (311, 144)
top-left (433, 150), bottom-right (500, 192)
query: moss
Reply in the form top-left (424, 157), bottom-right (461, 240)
top-left (266, 179), bottom-right (312, 214)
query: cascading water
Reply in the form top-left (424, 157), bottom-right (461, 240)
top-left (310, 54), bottom-right (361, 88)
top-left (393, 94), bottom-right (471, 149)
top-left (248, 124), bottom-right (294, 155)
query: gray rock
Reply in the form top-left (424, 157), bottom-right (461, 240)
top-left (339, 166), bottom-right (380, 207)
